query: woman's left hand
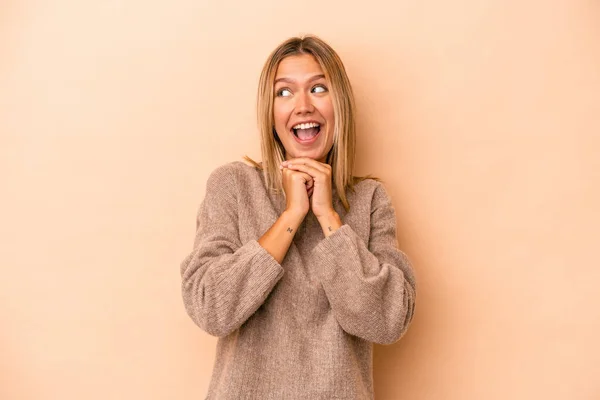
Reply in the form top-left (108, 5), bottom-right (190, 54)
top-left (281, 158), bottom-right (335, 219)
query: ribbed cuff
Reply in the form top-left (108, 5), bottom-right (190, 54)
top-left (310, 224), bottom-right (360, 283)
top-left (246, 239), bottom-right (285, 287)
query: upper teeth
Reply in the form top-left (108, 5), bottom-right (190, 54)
top-left (293, 122), bottom-right (320, 130)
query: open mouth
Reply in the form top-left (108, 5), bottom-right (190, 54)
top-left (291, 122), bottom-right (321, 143)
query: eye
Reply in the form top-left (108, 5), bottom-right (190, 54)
top-left (276, 88), bottom-right (292, 97)
top-left (312, 84), bottom-right (328, 94)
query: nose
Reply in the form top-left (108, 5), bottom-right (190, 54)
top-left (294, 91), bottom-right (314, 114)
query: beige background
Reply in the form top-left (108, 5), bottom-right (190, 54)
top-left (2, 0), bottom-right (599, 399)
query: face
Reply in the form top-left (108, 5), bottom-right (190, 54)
top-left (273, 54), bottom-right (335, 163)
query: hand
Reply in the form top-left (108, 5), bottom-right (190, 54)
top-left (280, 163), bottom-right (314, 218)
top-left (281, 158), bottom-right (335, 219)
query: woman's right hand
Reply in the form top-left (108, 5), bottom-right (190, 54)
top-left (281, 165), bottom-right (313, 218)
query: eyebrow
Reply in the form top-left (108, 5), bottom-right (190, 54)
top-left (274, 74), bottom-right (326, 84)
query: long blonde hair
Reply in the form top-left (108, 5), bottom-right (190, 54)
top-left (244, 34), bottom-right (378, 212)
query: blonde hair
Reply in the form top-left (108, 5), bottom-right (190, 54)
top-left (243, 34), bottom-right (378, 212)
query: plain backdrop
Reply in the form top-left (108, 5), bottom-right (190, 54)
top-left (1, 0), bottom-right (599, 399)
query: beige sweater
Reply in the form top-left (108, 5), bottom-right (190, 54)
top-left (180, 161), bottom-right (416, 400)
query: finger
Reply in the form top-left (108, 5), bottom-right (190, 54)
top-left (294, 170), bottom-right (314, 185)
top-left (282, 167), bottom-right (313, 183)
top-left (285, 163), bottom-right (325, 180)
top-left (304, 174), bottom-right (314, 187)
top-left (282, 166), bottom-right (313, 181)
top-left (282, 158), bottom-right (330, 173)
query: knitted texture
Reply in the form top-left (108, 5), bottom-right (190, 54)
top-left (180, 161), bottom-right (416, 399)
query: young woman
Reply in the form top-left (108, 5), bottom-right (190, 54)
top-left (180, 35), bottom-right (417, 399)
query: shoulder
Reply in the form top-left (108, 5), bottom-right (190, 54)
top-left (205, 161), bottom-right (262, 192)
top-left (208, 160), bottom-right (256, 176)
top-left (352, 177), bottom-right (390, 201)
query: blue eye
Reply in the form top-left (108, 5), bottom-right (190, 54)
top-left (277, 88), bottom-right (292, 97)
top-left (312, 85), bottom-right (327, 93)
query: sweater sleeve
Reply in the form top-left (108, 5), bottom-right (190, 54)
top-left (310, 182), bottom-right (416, 345)
top-left (180, 164), bottom-right (285, 337)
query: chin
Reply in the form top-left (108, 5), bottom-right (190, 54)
top-left (285, 144), bottom-right (332, 162)
top-left (295, 152), bottom-right (324, 161)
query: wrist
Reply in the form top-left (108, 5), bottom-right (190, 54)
top-left (282, 209), bottom-right (307, 225)
top-left (317, 210), bottom-right (342, 237)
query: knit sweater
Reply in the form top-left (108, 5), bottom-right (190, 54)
top-left (180, 161), bottom-right (417, 400)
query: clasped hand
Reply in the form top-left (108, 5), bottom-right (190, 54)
top-left (279, 157), bottom-right (335, 219)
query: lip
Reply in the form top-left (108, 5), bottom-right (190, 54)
top-left (289, 120), bottom-right (322, 130)
top-left (290, 121), bottom-right (322, 145)
top-left (292, 127), bottom-right (321, 145)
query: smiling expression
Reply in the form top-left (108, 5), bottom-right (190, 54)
top-left (273, 54), bottom-right (335, 163)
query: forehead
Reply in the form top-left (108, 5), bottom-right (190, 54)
top-left (275, 54), bottom-right (324, 80)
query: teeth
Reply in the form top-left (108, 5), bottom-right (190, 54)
top-left (292, 122), bottom-right (320, 130)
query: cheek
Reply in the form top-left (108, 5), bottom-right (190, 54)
top-left (322, 103), bottom-right (335, 145)
top-left (273, 105), bottom-right (291, 130)
top-left (317, 99), bottom-right (335, 124)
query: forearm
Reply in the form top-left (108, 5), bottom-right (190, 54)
top-left (181, 239), bottom-right (284, 337)
top-left (310, 224), bottom-right (416, 344)
top-left (258, 210), bottom-right (305, 264)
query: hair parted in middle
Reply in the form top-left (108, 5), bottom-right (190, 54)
top-left (244, 34), bottom-right (378, 212)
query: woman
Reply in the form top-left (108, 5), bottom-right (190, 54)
top-left (180, 35), bottom-right (416, 399)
